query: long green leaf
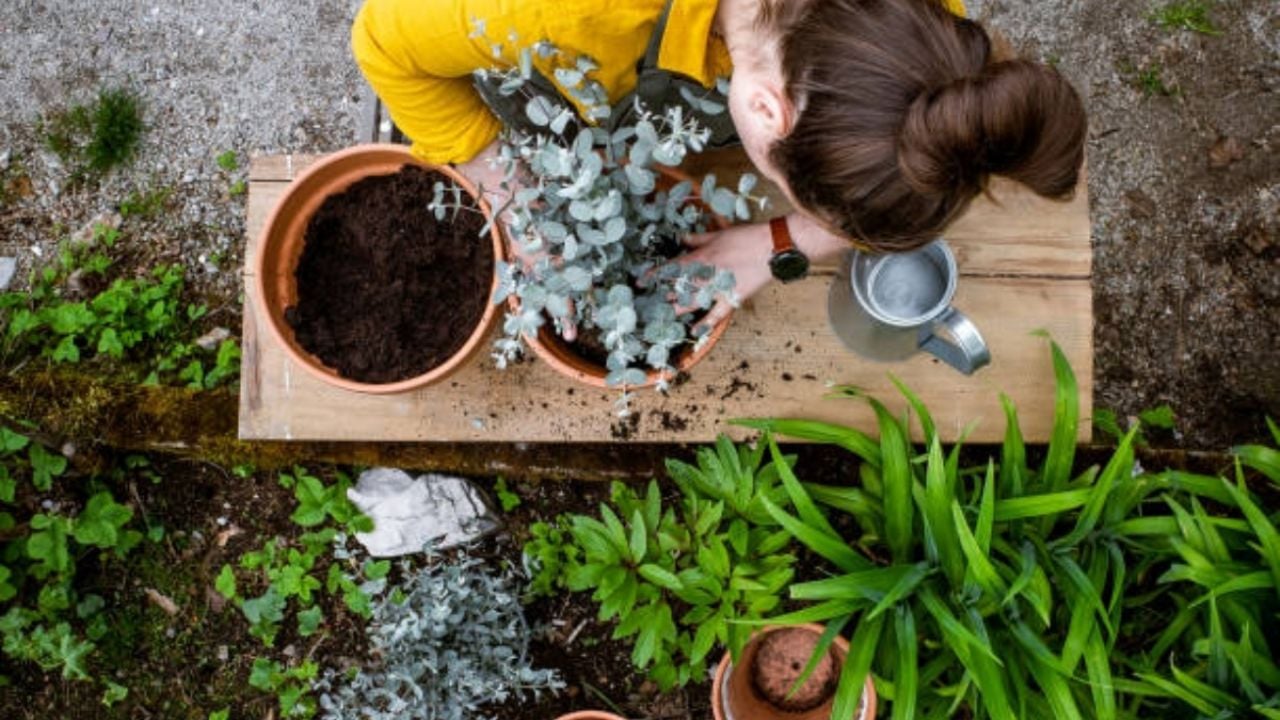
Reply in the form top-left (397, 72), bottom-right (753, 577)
top-left (791, 564), bottom-right (920, 601)
top-left (1053, 427), bottom-right (1136, 548)
top-left (872, 398), bottom-right (915, 562)
top-left (1083, 625), bottom-right (1117, 720)
top-left (1024, 642), bottom-right (1085, 720)
top-left (976, 461), bottom-right (996, 553)
top-left (1224, 461), bottom-right (1280, 603)
top-left (995, 489), bottom-right (1092, 521)
top-left (733, 418), bottom-right (881, 466)
top-left (890, 374), bottom-right (936, 442)
top-left (1054, 554), bottom-right (1114, 637)
top-left (831, 613), bottom-right (885, 720)
top-left (1170, 663), bottom-right (1241, 710)
top-left (1040, 338), bottom-right (1079, 495)
top-left (1232, 443), bottom-right (1280, 484)
top-left (892, 606), bottom-right (918, 720)
top-left (1000, 393), bottom-right (1028, 497)
top-left (760, 495), bottom-right (869, 573)
top-left (787, 615), bottom-right (851, 702)
top-left (804, 483), bottom-right (883, 526)
top-left (924, 436), bottom-right (964, 586)
top-left (768, 437), bottom-right (842, 540)
top-left (918, 586), bottom-right (1002, 665)
top-left (748, 601), bottom-right (863, 627)
top-left (866, 562), bottom-right (930, 620)
top-left (951, 500), bottom-right (1007, 597)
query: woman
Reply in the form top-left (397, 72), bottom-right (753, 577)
top-left (352, 0), bottom-right (1086, 329)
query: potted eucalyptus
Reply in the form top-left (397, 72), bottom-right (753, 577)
top-left (463, 45), bottom-right (766, 408)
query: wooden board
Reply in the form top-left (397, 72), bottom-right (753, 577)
top-left (241, 152), bottom-right (1092, 443)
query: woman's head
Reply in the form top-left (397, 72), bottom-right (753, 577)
top-left (727, 0), bottom-right (1087, 252)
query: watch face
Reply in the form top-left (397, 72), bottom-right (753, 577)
top-left (770, 249), bottom-right (810, 282)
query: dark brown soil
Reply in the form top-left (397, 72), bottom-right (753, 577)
top-left (285, 165), bottom-right (493, 384)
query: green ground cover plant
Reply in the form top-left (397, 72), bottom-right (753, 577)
top-left (0, 427), bottom-right (151, 696)
top-left (1150, 0), bottom-right (1222, 36)
top-left (524, 439), bottom-right (797, 690)
top-left (42, 87), bottom-right (145, 179)
top-left (0, 221), bottom-right (239, 389)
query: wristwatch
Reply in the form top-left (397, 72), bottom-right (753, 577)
top-left (768, 216), bottom-right (810, 282)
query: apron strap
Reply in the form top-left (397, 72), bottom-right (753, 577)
top-left (472, 0), bottom-right (740, 149)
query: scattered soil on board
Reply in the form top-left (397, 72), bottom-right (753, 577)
top-left (286, 165), bottom-right (492, 383)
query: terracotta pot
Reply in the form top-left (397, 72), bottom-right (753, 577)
top-left (712, 624), bottom-right (878, 720)
top-left (553, 713), bottom-right (628, 720)
top-left (513, 165), bottom-right (733, 389)
top-left (252, 144), bottom-right (505, 394)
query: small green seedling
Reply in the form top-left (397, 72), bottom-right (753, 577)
top-left (1150, 0), bottom-right (1221, 35)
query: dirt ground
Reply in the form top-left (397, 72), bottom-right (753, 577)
top-left (0, 0), bottom-right (1277, 449)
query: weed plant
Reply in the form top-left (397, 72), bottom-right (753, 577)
top-left (43, 87), bottom-right (144, 178)
top-left (1150, 0), bottom-right (1222, 36)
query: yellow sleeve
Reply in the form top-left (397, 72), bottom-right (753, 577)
top-left (351, 0), bottom-right (504, 164)
top-left (946, 0), bottom-right (967, 17)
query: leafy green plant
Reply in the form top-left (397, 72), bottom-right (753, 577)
top-left (1150, 0), bottom-right (1221, 35)
top-left (313, 551), bottom-right (564, 720)
top-left (42, 87), bottom-right (144, 177)
top-left (738, 341), bottom-right (1280, 719)
top-left (1, 437), bottom-right (148, 684)
top-left (468, 41), bottom-right (762, 405)
top-left (0, 257), bottom-right (239, 388)
top-left (218, 468), bottom-right (379, 646)
top-left (118, 185), bottom-right (172, 219)
top-left (251, 657), bottom-right (320, 718)
top-left (494, 476), bottom-right (522, 512)
top-left (524, 438), bottom-right (796, 689)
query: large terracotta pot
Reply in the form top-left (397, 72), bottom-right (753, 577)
top-left (513, 166), bottom-right (733, 389)
top-left (252, 144), bottom-right (505, 394)
top-left (712, 624), bottom-right (878, 720)
top-left (554, 713), bottom-right (628, 720)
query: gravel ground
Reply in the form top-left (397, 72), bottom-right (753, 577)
top-left (0, 0), bottom-right (1276, 448)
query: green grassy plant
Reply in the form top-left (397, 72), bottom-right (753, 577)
top-left (734, 339), bottom-right (1279, 719)
top-left (42, 87), bottom-right (144, 178)
top-left (1150, 0), bottom-right (1221, 35)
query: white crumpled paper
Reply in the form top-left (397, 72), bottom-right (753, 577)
top-left (346, 468), bottom-right (498, 557)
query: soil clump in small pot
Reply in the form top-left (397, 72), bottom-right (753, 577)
top-left (285, 165), bottom-right (492, 383)
top-left (751, 627), bottom-right (839, 712)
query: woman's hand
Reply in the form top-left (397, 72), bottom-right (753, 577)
top-left (676, 223), bottom-right (774, 332)
top-left (674, 213), bottom-right (854, 331)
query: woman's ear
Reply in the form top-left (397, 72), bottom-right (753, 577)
top-left (742, 77), bottom-right (796, 141)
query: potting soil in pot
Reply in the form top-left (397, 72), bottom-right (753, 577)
top-left (285, 165), bottom-right (493, 383)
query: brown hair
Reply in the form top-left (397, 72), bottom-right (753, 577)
top-left (762, 0), bottom-right (1087, 251)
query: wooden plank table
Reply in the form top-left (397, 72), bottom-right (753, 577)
top-left (240, 151), bottom-right (1092, 443)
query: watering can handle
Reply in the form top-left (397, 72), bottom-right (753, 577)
top-left (920, 308), bottom-right (991, 375)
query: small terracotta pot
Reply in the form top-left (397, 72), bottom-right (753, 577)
top-left (553, 713), bottom-right (628, 720)
top-left (513, 165), bottom-right (733, 389)
top-left (252, 144), bottom-right (505, 394)
top-left (712, 624), bottom-right (878, 720)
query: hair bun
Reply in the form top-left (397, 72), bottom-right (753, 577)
top-left (898, 60), bottom-right (1087, 199)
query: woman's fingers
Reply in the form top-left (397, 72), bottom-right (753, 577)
top-left (693, 297), bottom-right (735, 336)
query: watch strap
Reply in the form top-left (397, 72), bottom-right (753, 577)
top-left (769, 216), bottom-right (793, 254)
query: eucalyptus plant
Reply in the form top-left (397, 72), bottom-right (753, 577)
top-left (461, 42), bottom-right (765, 398)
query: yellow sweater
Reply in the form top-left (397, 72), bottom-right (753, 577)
top-left (352, 0), bottom-right (965, 164)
